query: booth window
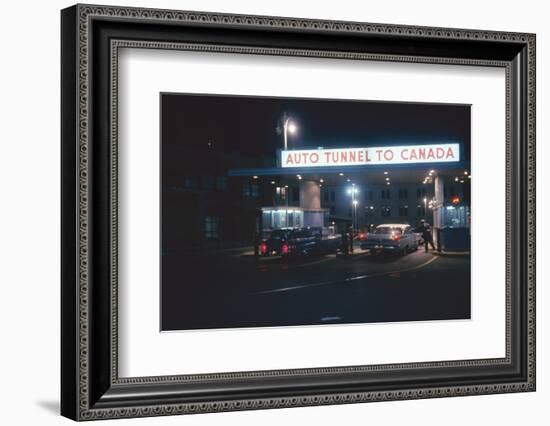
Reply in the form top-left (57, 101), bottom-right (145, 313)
top-left (204, 216), bottom-right (220, 239)
top-left (381, 189), bottom-right (391, 199)
top-left (398, 189), bottom-right (408, 199)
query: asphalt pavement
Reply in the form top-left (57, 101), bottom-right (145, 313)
top-left (161, 245), bottom-right (471, 330)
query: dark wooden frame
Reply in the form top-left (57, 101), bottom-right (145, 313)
top-left (61, 4), bottom-right (536, 421)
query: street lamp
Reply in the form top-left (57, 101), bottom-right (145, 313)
top-left (278, 112), bottom-right (297, 150)
top-left (347, 186), bottom-right (359, 233)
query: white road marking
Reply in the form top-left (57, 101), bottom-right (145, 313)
top-left (254, 254), bottom-right (439, 295)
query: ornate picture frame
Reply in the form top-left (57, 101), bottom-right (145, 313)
top-left (61, 4), bottom-right (535, 421)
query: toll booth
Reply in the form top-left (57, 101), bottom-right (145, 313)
top-left (259, 206), bottom-right (330, 239)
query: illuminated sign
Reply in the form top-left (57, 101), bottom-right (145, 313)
top-left (281, 143), bottom-right (460, 168)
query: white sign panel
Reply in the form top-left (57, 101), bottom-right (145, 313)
top-left (281, 143), bottom-right (460, 168)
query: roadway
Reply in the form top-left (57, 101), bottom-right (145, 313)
top-left (161, 246), bottom-right (471, 331)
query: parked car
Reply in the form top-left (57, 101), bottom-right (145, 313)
top-left (360, 223), bottom-right (418, 255)
top-left (260, 227), bottom-right (341, 258)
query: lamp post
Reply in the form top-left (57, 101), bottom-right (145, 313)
top-left (280, 112), bottom-right (297, 150)
top-left (347, 186), bottom-right (359, 233)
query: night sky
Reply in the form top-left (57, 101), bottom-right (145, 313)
top-left (161, 93), bottom-right (470, 160)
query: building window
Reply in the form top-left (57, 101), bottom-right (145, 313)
top-left (365, 205), bottom-right (376, 217)
top-left (330, 191), bottom-right (336, 202)
top-left (417, 205), bottom-right (426, 217)
top-left (417, 187), bottom-right (427, 198)
top-left (243, 182), bottom-right (259, 197)
top-left (381, 189), bottom-right (391, 199)
top-left (204, 216), bottom-right (219, 239)
top-left (323, 189), bottom-right (329, 203)
top-left (202, 175), bottom-right (214, 191)
top-left (215, 176), bottom-right (227, 191)
top-left (365, 190), bottom-right (374, 201)
top-left (398, 188), bottom-right (408, 199)
top-left (330, 206), bottom-right (336, 215)
top-left (183, 176), bottom-right (196, 191)
top-left (399, 205), bottom-right (409, 216)
top-left (381, 205), bottom-right (392, 217)
top-left (292, 186), bottom-right (300, 202)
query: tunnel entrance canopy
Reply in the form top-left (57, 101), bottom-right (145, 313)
top-left (228, 162), bottom-right (470, 186)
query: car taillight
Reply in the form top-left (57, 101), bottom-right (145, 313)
top-left (359, 232), bottom-right (366, 240)
top-left (281, 243), bottom-right (289, 255)
top-left (260, 243), bottom-right (267, 254)
top-left (391, 233), bottom-right (401, 241)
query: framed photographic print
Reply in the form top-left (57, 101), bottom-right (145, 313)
top-left (61, 4), bottom-right (536, 421)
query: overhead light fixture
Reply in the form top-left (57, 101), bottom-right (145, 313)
top-left (339, 172), bottom-right (344, 176)
top-left (253, 175), bottom-right (258, 179)
top-left (383, 171), bottom-right (388, 175)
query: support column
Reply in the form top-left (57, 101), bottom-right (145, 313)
top-left (433, 175), bottom-right (444, 251)
top-left (299, 180), bottom-right (320, 209)
top-left (299, 180), bottom-right (324, 227)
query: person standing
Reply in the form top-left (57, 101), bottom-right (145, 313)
top-left (421, 220), bottom-right (436, 252)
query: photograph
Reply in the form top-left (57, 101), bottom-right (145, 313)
top-left (161, 94), bottom-right (472, 331)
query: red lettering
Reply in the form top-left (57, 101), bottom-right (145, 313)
top-left (365, 150), bottom-right (371, 162)
top-left (310, 152), bottom-right (319, 163)
top-left (436, 147), bottom-right (445, 158)
top-left (401, 149), bottom-right (409, 160)
top-left (446, 147), bottom-right (455, 159)
top-left (376, 150), bottom-right (383, 161)
top-left (427, 148), bottom-right (435, 160)
top-left (349, 151), bottom-right (356, 163)
top-left (285, 154), bottom-right (294, 165)
top-left (418, 148), bottom-right (425, 160)
top-left (383, 150), bottom-right (394, 161)
top-left (357, 150), bottom-right (364, 163)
